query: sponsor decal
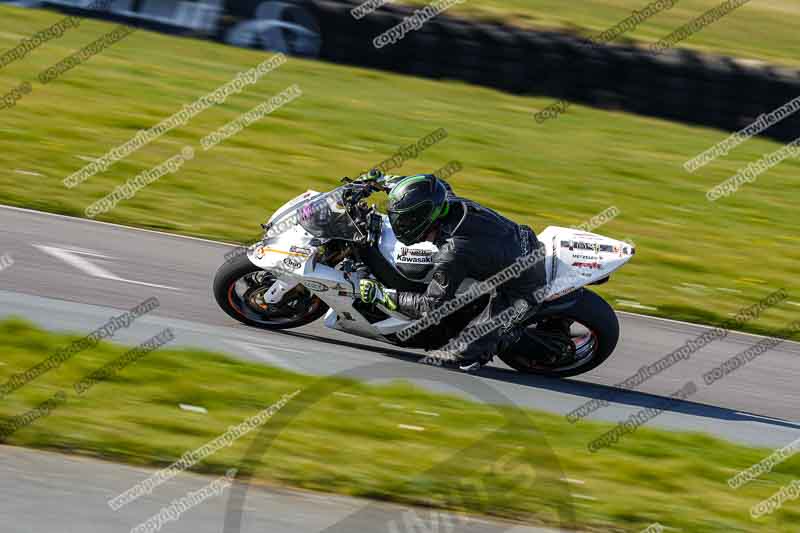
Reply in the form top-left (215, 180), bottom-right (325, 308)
top-left (257, 246), bottom-right (308, 257)
top-left (396, 246), bottom-right (434, 264)
top-left (334, 283), bottom-right (354, 297)
top-left (550, 287), bottom-right (576, 299)
top-left (290, 246), bottom-right (312, 257)
top-left (572, 254), bottom-right (597, 260)
top-left (254, 246), bottom-right (266, 259)
top-left (283, 257), bottom-right (302, 270)
top-left (302, 280), bottom-right (329, 292)
top-left (396, 255), bottom-right (434, 264)
top-left (572, 262), bottom-right (602, 270)
top-left (562, 240), bottom-right (612, 253)
top-left (400, 247), bottom-right (433, 257)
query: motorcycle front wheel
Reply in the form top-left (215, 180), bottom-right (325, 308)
top-left (213, 252), bottom-right (328, 330)
top-left (499, 289), bottom-right (619, 378)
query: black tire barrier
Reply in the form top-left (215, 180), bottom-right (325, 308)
top-left (307, 0), bottom-right (800, 142)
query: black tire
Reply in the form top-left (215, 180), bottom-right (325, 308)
top-left (213, 252), bottom-right (328, 330)
top-left (499, 289), bottom-right (619, 378)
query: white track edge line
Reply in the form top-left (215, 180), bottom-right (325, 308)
top-left (616, 311), bottom-right (800, 347)
top-left (0, 204), bottom-right (240, 248)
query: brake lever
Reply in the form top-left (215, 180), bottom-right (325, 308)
top-left (364, 208), bottom-right (383, 246)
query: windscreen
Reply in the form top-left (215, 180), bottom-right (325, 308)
top-left (268, 188), bottom-right (363, 241)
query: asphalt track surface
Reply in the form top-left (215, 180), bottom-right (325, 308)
top-left (0, 445), bottom-right (557, 533)
top-left (1, 204), bottom-right (799, 531)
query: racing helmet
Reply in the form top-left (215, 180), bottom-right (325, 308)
top-left (386, 174), bottom-right (449, 245)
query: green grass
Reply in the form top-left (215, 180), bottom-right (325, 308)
top-left (401, 0), bottom-right (800, 67)
top-left (0, 6), bottom-right (798, 341)
top-left (2, 318), bottom-right (800, 532)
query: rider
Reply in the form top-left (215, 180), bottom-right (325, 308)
top-left (357, 171), bottom-right (547, 372)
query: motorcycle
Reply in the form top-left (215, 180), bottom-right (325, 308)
top-left (213, 174), bottom-right (634, 377)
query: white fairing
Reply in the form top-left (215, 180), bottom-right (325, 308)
top-left (267, 190), bottom-right (321, 225)
top-left (249, 191), bottom-right (412, 340)
top-left (246, 192), bottom-right (633, 341)
top-left (537, 226), bottom-right (634, 301)
top-left (248, 226), bottom-right (387, 338)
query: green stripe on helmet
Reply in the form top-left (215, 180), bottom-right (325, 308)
top-left (436, 201), bottom-right (450, 220)
top-left (388, 175), bottom-right (430, 202)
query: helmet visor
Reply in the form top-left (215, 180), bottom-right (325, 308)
top-left (389, 200), bottom-right (434, 244)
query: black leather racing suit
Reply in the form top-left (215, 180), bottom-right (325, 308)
top-left (396, 196), bottom-right (547, 363)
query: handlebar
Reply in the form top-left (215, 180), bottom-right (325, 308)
top-left (338, 170), bottom-right (389, 244)
top-left (341, 168), bottom-right (391, 193)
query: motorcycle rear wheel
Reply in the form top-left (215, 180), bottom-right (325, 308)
top-left (499, 289), bottom-right (619, 378)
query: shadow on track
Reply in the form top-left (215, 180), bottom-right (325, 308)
top-left (272, 329), bottom-right (800, 434)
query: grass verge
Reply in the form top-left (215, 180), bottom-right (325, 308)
top-left (400, 0), bottom-right (800, 67)
top-left (1, 318), bottom-right (799, 532)
top-left (0, 6), bottom-right (798, 341)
